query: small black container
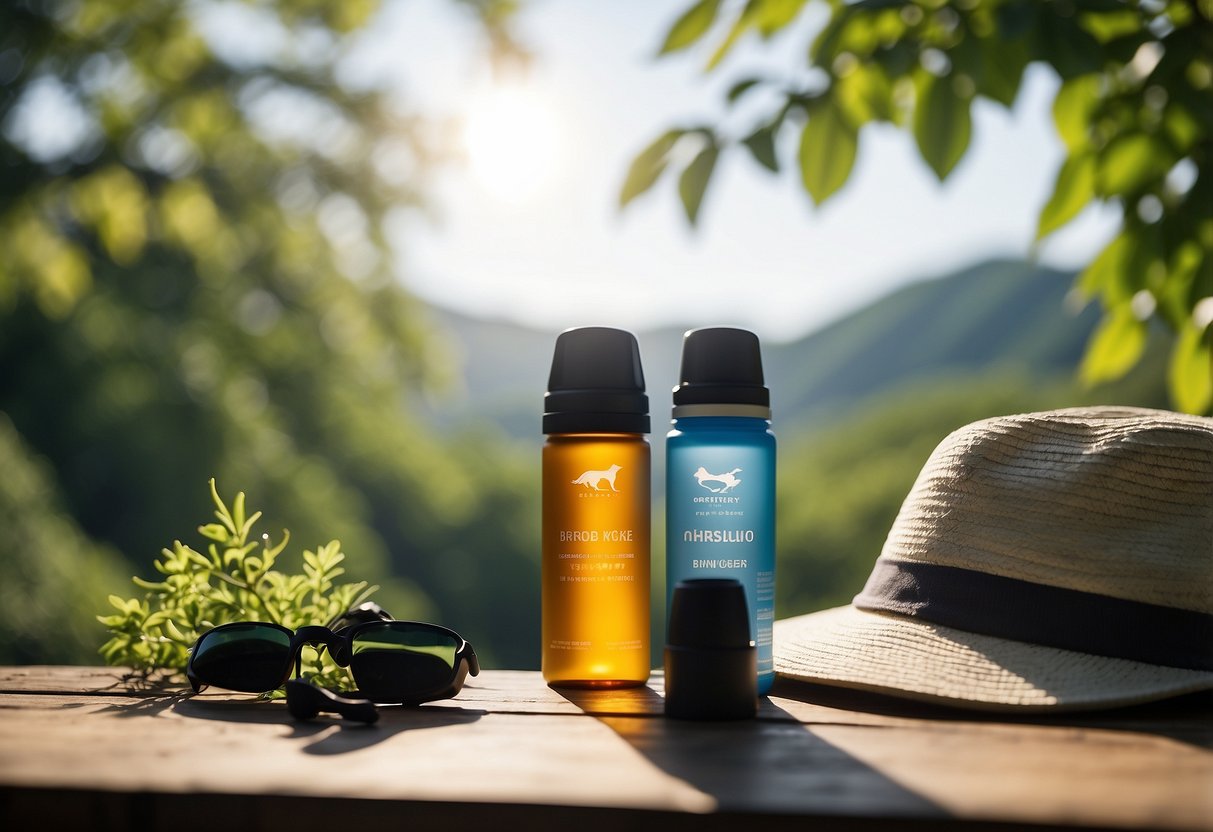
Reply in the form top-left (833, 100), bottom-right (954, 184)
top-left (664, 578), bottom-right (758, 720)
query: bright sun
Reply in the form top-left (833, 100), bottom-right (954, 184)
top-left (463, 85), bottom-right (562, 203)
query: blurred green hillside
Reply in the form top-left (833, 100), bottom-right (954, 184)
top-left (767, 259), bottom-right (1102, 423)
top-left (428, 259), bottom-right (1163, 437)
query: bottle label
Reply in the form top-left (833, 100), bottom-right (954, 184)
top-left (677, 459), bottom-right (759, 555)
top-left (557, 461), bottom-right (637, 584)
top-left (667, 438), bottom-right (775, 685)
top-left (543, 438), bottom-right (651, 683)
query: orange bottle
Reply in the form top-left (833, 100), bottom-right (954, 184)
top-left (542, 327), bottom-right (650, 688)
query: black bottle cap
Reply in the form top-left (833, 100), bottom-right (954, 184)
top-left (664, 579), bottom-right (758, 721)
top-left (544, 327), bottom-right (650, 434)
top-left (672, 327), bottom-right (770, 416)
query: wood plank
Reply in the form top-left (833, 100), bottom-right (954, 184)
top-left (0, 669), bottom-right (1210, 831)
top-left (0, 694), bottom-right (712, 812)
top-left (4, 666), bottom-right (1210, 742)
top-left (0, 695), bottom-right (917, 820)
top-left (0, 665), bottom-right (175, 696)
top-left (0, 693), bottom-right (1016, 820)
top-left (0, 789), bottom-right (1080, 832)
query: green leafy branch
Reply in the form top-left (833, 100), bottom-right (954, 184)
top-left (623, 0), bottom-right (1213, 414)
top-left (98, 479), bottom-right (377, 690)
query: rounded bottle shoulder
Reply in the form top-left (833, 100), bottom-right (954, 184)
top-left (669, 416), bottom-right (771, 429)
top-left (668, 417), bottom-right (774, 442)
top-left (545, 433), bottom-right (650, 443)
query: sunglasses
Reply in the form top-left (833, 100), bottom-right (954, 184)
top-left (186, 618), bottom-right (479, 711)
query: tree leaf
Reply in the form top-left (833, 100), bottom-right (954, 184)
top-left (1147, 26), bottom-right (1198, 85)
top-left (70, 167), bottom-right (148, 266)
top-left (754, 0), bottom-right (809, 37)
top-left (1191, 252), bottom-right (1213, 310)
top-left (798, 98), bottom-right (858, 205)
top-left (164, 619), bottom-right (190, 645)
top-left (873, 41), bottom-right (916, 79)
top-left (210, 477), bottom-right (236, 534)
top-left (1095, 132), bottom-right (1171, 197)
top-left (1079, 9), bottom-right (1146, 44)
top-left (978, 35), bottom-right (1029, 107)
top-left (913, 74), bottom-right (972, 181)
top-left (1037, 153), bottom-right (1095, 240)
top-left (810, 12), bottom-right (845, 64)
top-left (1169, 319), bottom-right (1213, 414)
top-left (263, 528), bottom-right (290, 560)
top-left (1163, 103), bottom-right (1202, 155)
top-left (1073, 0), bottom-right (1138, 12)
top-left (678, 144), bottom-right (720, 225)
top-left (143, 610), bottom-right (171, 628)
top-left (197, 523), bottom-right (229, 542)
top-left (996, 1), bottom-right (1037, 39)
top-left (742, 123), bottom-right (780, 172)
top-left (131, 576), bottom-right (168, 591)
top-left (231, 491), bottom-right (247, 538)
top-left (1035, 14), bottom-right (1104, 80)
top-left (239, 510), bottom-right (261, 544)
top-left (620, 129), bottom-right (684, 208)
top-left (1080, 306), bottom-right (1148, 385)
top-left (1077, 231), bottom-right (1152, 305)
top-left (1052, 74), bottom-right (1101, 152)
top-left (659, 0), bottom-right (722, 54)
top-left (836, 63), bottom-right (893, 127)
top-left (727, 78), bottom-right (763, 103)
top-left (706, 2), bottom-right (758, 70)
top-left (1156, 242), bottom-right (1203, 327)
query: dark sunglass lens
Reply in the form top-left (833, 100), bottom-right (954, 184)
top-left (192, 624), bottom-right (292, 692)
top-left (350, 623), bottom-right (459, 703)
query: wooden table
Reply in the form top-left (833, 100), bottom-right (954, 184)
top-left (0, 667), bottom-right (1209, 831)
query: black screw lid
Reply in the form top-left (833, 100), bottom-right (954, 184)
top-left (664, 579), bottom-right (757, 721)
top-left (666, 578), bottom-right (753, 650)
top-left (544, 327), bottom-right (650, 435)
top-left (673, 327), bottom-right (770, 413)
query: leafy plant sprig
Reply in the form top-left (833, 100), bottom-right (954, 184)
top-left (98, 479), bottom-right (377, 691)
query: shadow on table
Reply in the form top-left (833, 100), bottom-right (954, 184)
top-left (769, 677), bottom-right (1213, 751)
top-left (95, 692), bottom-right (485, 755)
top-left (554, 686), bottom-right (944, 821)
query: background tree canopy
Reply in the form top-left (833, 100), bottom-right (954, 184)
top-left (0, 0), bottom-right (540, 666)
top-left (622, 0), bottom-right (1213, 414)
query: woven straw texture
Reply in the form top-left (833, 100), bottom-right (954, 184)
top-left (774, 406), bottom-right (1213, 710)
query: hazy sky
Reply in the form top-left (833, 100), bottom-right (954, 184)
top-left (352, 0), bottom-right (1118, 341)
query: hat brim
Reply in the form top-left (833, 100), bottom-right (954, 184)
top-left (774, 606), bottom-right (1213, 712)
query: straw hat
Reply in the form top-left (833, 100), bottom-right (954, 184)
top-left (774, 406), bottom-right (1213, 711)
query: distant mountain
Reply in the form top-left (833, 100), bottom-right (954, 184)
top-left (766, 259), bottom-right (1100, 427)
top-left (421, 309), bottom-right (691, 440)
top-left (422, 259), bottom-right (1108, 440)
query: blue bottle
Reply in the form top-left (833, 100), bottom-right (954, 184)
top-left (666, 328), bottom-right (777, 694)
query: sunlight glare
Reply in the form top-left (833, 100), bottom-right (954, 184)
top-left (463, 84), bottom-right (562, 203)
